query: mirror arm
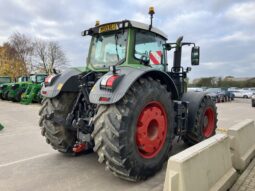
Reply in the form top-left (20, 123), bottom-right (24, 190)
top-left (182, 42), bottom-right (195, 46)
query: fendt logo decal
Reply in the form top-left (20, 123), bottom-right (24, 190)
top-left (149, 51), bottom-right (162, 65)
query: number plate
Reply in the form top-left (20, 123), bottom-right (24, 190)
top-left (99, 24), bottom-right (118, 33)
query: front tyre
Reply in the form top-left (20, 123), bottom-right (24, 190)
top-left (39, 93), bottom-right (77, 153)
top-left (183, 95), bottom-right (217, 146)
top-left (15, 89), bottom-right (25, 102)
top-left (92, 78), bottom-right (174, 181)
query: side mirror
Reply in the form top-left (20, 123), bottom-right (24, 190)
top-left (163, 43), bottom-right (171, 51)
top-left (191, 46), bottom-right (200, 65)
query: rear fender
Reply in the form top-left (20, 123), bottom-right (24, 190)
top-left (89, 67), bottom-right (179, 104)
top-left (41, 68), bottom-right (83, 98)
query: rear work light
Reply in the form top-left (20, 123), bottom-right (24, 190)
top-left (100, 74), bottom-right (124, 91)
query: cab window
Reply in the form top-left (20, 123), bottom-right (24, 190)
top-left (36, 75), bottom-right (46, 83)
top-left (134, 30), bottom-right (165, 67)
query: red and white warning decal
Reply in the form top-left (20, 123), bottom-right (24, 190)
top-left (149, 51), bottom-right (162, 65)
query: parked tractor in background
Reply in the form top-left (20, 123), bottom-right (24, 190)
top-left (1, 76), bottom-right (29, 100)
top-left (21, 74), bottom-right (47, 104)
top-left (39, 7), bottom-right (217, 181)
top-left (7, 76), bottom-right (29, 102)
top-left (7, 74), bottom-right (46, 103)
top-left (0, 76), bottom-right (12, 99)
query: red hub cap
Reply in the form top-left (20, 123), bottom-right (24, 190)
top-left (203, 107), bottom-right (215, 138)
top-left (136, 101), bottom-right (167, 159)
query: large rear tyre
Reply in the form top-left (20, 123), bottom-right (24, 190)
top-left (182, 96), bottom-right (217, 146)
top-left (39, 93), bottom-right (77, 153)
top-left (92, 78), bottom-right (174, 181)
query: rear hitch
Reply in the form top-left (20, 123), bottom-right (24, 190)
top-left (73, 143), bottom-right (86, 153)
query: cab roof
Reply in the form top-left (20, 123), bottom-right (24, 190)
top-left (82, 20), bottom-right (168, 40)
top-left (129, 20), bottom-right (167, 39)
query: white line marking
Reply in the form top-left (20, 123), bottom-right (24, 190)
top-left (0, 153), bottom-right (51, 168)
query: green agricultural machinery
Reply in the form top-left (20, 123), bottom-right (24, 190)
top-left (39, 7), bottom-right (217, 181)
top-left (7, 74), bottom-right (46, 102)
top-left (0, 77), bottom-right (24, 100)
top-left (7, 76), bottom-right (29, 102)
top-left (0, 76), bottom-right (12, 99)
top-left (21, 75), bottom-right (47, 104)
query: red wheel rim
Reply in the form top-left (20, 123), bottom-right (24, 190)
top-left (136, 101), bottom-right (167, 159)
top-left (203, 107), bottom-right (215, 138)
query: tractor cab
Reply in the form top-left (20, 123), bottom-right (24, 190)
top-left (17, 76), bottom-right (29, 83)
top-left (82, 20), bottom-right (167, 71)
top-left (29, 74), bottom-right (47, 84)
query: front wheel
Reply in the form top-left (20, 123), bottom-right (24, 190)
top-left (15, 89), bottom-right (25, 102)
top-left (183, 95), bottom-right (217, 146)
top-left (92, 78), bottom-right (174, 181)
top-left (2, 91), bottom-right (9, 100)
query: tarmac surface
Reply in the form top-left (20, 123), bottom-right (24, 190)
top-left (0, 98), bottom-right (254, 191)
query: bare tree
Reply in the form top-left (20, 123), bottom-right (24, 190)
top-left (34, 39), bottom-right (48, 73)
top-left (34, 40), bottom-right (67, 74)
top-left (9, 32), bottom-right (34, 75)
top-left (47, 41), bottom-right (67, 73)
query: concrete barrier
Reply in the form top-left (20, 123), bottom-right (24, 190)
top-left (227, 119), bottom-right (255, 171)
top-left (163, 134), bottom-right (237, 191)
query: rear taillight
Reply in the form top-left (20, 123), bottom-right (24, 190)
top-left (100, 74), bottom-right (123, 90)
top-left (41, 91), bottom-right (47, 95)
top-left (99, 97), bottom-right (110, 102)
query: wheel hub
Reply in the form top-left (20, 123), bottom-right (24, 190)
top-left (202, 107), bottom-right (215, 138)
top-left (136, 101), bottom-right (167, 159)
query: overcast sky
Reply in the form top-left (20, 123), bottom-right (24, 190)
top-left (0, 0), bottom-right (254, 79)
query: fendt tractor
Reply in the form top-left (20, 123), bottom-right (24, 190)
top-left (39, 7), bottom-right (217, 181)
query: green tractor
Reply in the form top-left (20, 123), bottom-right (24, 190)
top-left (21, 74), bottom-right (47, 104)
top-left (0, 77), bottom-right (26, 100)
top-left (7, 76), bottom-right (29, 102)
top-left (39, 7), bottom-right (217, 181)
top-left (0, 76), bottom-right (12, 99)
top-left (8, 74), bottom-right (46, 102)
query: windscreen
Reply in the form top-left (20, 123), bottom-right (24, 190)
top-left (30, 75), bottom-right (36, 83)
top-left (36, 75), bottom-right (46, 83)
top-left (88, 30), bottom-right (128, 68)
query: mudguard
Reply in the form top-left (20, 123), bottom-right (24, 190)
top-left (41, 68), bottom-right (84, 98)
top-left (89, 67), bottom-right (179, 104)
top-left (181, 91), bottom-right (208, 131)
